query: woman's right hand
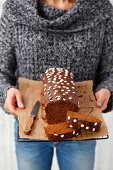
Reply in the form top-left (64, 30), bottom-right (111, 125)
top-left (4, 88), bottom-right (24, 115)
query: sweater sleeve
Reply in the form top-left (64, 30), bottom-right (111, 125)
top-left (0, 3), bottom-right (17, 111)
top-left (95, 16), bottom-right (113, 113)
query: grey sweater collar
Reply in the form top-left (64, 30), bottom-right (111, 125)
top-left (6, 0), bottom-right (113, 31)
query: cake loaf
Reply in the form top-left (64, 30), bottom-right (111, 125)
top-left (45, 122), bottom-right (81, 141)
top-left (42, 68), bottom-right (79, 124)
top-left (67, 111), bottom-right (102, 132)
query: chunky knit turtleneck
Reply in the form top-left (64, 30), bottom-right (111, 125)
top-left (38, 0), bottom-right (68, 20)
top-left (0, 0), bottom-right (113, 112)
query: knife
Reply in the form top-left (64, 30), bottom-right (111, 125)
top-left (24, 101), bottom-right (40, 135)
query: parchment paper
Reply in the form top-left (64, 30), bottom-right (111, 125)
top-left (17, 78), bottom-right (108, 141)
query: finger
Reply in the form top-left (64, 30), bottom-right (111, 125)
top-left (15, 92), bottom-right (24, 109)
top-left (4, 100), bottom-right (17, 115)
top-left (96, 95), bottom-right (106, 108)
top-left (97, 101), bottom-right (103, 108)
top-left (100, 99), bottom-right (108, 112)
top-left (95, 92), bottom-right (99, 100)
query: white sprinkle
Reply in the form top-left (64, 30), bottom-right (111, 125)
top-left (55, 90), bottom-right (58, 92)
top-left (72, 92), bottom-right (76, 94)
top-left (61, 134), bottom-right (64, 138)
top-left (63, 86), bottom-right (66, 88)
top-left (73, 119), bottom-right (77, 123)
top-left (94, 122), bottom-right (98, 126)
top-left (69, 97), bottom-right (72, 100)
top-left (68, 89), bottom-right (71, 92)
top-left (67, 83), bottom-right (69, 85)
top-left (57, 82), bottom-right (60, 84)
top-left (47, 75), bottom-right (51, 77)
top-left (76, 133), bottom-right (79, 136)
top-left (61, 89), bottom-right (64, 91)
top-left (55, 96), bottom-right (61, 100)
top-left (51, 68), bottom-right (55, 72)
top-left (73, 131), bottom-right (76, 135)
top-left (65, 92), bottom-right (69, 94)
top-left (63, 93), bottom-right (66, 95)
top-left (64, 80), bottom-right (67, 83)
top-left (81, 124), bottom-right (85, 128)
top-left (48, 94), bottom-right (51, 96)
top-left (50, 99), bottom-right (53, 102)
top-left (70, 73), bottom-right (73, 76)
top-left (65, 71), bottom-right (68, 77)
top-left (92, 128), bottom-right (96, 131)
top-left (44, 84), bottom-right (47, 87)
top-left (59, 79), bottom-right (63, 82)
top-left (45, 70), bottom-right (49, 73)
top-left (72, 86), bottom-right (75, 89)
top-left (68, 116), bottom-right (71, 120)
top-left (64, 77), bottom-right (67, 79)
top-left (52, 81), bottom-right (56, 84)
top-left (63, 98), bottom-right (66, 101)
top-left (71, 81), bottom-right (75, 85)
top-left (57, 68), bottom-right (62, 71)
top-left (69, 125), bottom-right (73, 128)
top-left (86, 126), bottom-right (89, 130)
top-left (54, 134), bottom-right (58, 136)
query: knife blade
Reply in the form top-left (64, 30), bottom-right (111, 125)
top-left (24, 101), bottom-right (40, 135)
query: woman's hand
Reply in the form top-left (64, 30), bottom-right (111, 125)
top-left (4, 88), bottom-right (24, 115)
top-left (95, 88), bottom-right (111, 112)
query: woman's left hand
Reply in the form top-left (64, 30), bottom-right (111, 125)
top-left (95, 88), bottom-right (111, 112)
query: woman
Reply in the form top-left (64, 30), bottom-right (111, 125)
top-left (0, 0), bottom-right (113, 170)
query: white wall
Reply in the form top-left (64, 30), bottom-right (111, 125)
top-left (0, 1), bottom-right (113, 170)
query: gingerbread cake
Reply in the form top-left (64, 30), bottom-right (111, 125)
top-left (67, 111), bottom-right (102, 132)
top-left (42, 68), bottom-right (79, 124)
top-left (45, 122), bottom-right (81, 141)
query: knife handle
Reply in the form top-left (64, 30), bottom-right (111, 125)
top-left (24, 115), bottom-right (35, 135)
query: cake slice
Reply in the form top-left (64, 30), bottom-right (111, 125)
top-left (42, 68), bottom-right (79, 124)
top-left (67, 111), bottom-right (102, 132)
top-left (44, 122), bottom-right (81, 141)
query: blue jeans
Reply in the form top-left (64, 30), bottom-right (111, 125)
top-left (16, 140), bottom-right (96, 170)
top-left (15, 120), bottom-right (96, 170)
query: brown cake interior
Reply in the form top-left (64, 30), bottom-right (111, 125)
top-left (45, 122), bottom-right (73, 134)
top-left (45, 122), bottom-right (81, 141)
top-left (45, 100), bottom-right (78, 124)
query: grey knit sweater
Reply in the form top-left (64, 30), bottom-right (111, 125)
top-left (0, 0), bottom-right (113, 112)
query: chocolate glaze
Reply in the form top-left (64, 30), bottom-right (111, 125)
top-left (42, 68), bottom-right (79, 124)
